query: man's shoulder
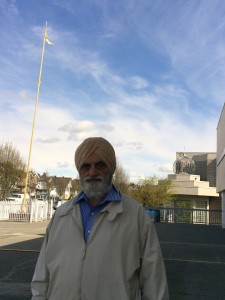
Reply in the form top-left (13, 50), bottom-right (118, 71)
top-left (54, 198), bottom-right (77, 216)
top-left (119, 194), bottom-right (152, 229)
top-left (121, 193), bottom-right (144, 210)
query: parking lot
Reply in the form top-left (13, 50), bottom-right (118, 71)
top-left (157, 223), bottom-right (225, 299)
top-left (0, 221), bottom-right (225, 299)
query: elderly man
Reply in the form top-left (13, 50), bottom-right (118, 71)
top-left (31, 137), bottom-right (169, 300)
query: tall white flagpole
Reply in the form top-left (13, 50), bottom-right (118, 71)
top-left (22, 22), bottom-right (53, 212)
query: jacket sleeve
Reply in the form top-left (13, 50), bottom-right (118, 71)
top-left (31, 217), bottom-right (54, 299)
top-left (138, 208), bottom-right (169, 300)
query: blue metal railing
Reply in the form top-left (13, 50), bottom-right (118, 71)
top-left (146, 207), bottom-right (222, 225)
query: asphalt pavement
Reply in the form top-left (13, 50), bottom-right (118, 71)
top-left (156, 223), bottom-right (225, 300)
top-left (0, 220), bottom-right (225, 299)
top-left (0, 221), bottom-right (48, 299)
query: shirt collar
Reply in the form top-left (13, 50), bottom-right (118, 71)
top-left (75, 185), bottom-right (121, 204)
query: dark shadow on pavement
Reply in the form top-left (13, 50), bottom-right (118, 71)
top-left (1, 223), bottom-right (225, 299)
top-left (0, 237), bottom-right (44, 300)
top-left (155, 223), bottom-right (225, 300)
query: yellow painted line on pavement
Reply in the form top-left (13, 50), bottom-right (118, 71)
top-left (0, 248), bottom-right (40, 253)
top-left (160, 241), bottom-right (225, 247)
top-left (164, 257), bottom-right (225, 265)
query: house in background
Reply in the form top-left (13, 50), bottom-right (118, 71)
top-left (36, 177), bottom-right (49, 200)
top-left (45, 176), bottom-right (79, 200)
top-left (12, 171), bottom-right (80, 201)
top-left (217, 102), bottom-right (225, 228)
top-left (48, 176), bottom-right (72, 200)
top-left (16, 171), bottom-right (39, 196)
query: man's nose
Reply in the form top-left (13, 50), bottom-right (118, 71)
top-left (88, 164), bottom-right (98, 176)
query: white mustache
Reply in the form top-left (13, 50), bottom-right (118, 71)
top-left (84, 176), bottom-right (103, 182)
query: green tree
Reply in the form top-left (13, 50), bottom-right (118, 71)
top-left (129, 175), bottom-right (175, 207)
top-left (174, 200), bottom-right (192, 223)
top-left (0, 142), bottom-right (26, 199)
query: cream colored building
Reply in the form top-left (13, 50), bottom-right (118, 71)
top-left (169, 174), bottom-right (218, 199)
top-left (168, 173), bottom-right (219, 224)
top-left (166, 152), bottom-right (221, 225)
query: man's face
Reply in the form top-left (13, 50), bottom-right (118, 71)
top-left (79, 152), bottom-right (112, 199)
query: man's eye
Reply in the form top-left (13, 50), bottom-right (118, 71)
top-left (80, 162), bottom-right (107, 171)
top-left (96, 162), bottom-right (107, 170)
top-left (81, 164), bottom-right (91, 171)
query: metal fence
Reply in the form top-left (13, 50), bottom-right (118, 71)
top-left (1, 202), bottom-right (222, 225)
top-left (0, 200), bottom-right (54, 222)
top-left (147, 207), bottom-right (222, 225)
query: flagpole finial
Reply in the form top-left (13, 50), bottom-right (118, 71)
top-left (43, 22), bottom-right (54, 45)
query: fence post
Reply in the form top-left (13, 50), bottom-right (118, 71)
top-left (49, 199), bottom-right (53, 219)
top-left (40, 203), bottom-right (44, 220)
top-left (44, 202), bottom-right (48, 220)
top-left (34, 200), bottom-right (38, 222)
top-left (30, 201), bottom-right (34, 223)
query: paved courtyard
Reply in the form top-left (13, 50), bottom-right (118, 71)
top-left (156, 222), bottom-right (225, 300)
top-left (0, 221), bottom-right (225, 299)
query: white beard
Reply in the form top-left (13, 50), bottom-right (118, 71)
top-left (80, 174), bottom-right (112, 200)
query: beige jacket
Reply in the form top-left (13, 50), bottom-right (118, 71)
top-left (31, 193), bottom-right (169, 300)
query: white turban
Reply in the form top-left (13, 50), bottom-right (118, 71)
top-left (75, 137), bottom-right (116, 174)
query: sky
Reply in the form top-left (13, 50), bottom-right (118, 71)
top-left (0, 0), bottom-right (225, 182)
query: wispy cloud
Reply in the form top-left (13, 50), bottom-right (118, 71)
top-left (58, 121), bottom-right (114, 140)
top-left (0, 0), bottom-right (224, 180)
top-left (37, 138), bottom-right (60, 144)
top-left (0, 0), bottom-right (19, 17)
top-left (56, 161), bottom-right (72, 169)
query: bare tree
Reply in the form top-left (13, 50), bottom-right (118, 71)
top-left (113, 161), bottom-right (130, 194)
top-left (0, 142), bottom-right (26, 199)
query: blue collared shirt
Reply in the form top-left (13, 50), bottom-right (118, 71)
top-left (76, 186), bottom-right (121, 242)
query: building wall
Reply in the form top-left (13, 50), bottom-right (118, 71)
top-left (217, 103), bottom-right (225, 193)
top-left (206, 153), bottom-right (217, 187)
top-left (176, 152), bottom-right (216, 187)
top-left (174, 195), bottom-right (220, 209)
top-left (209, 197), bottom-right (221, 210)
top-left (175, 194), bottom-right (209, 202)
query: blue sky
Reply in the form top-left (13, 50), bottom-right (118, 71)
top-left (0, 0), bottom-right (225, 182)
